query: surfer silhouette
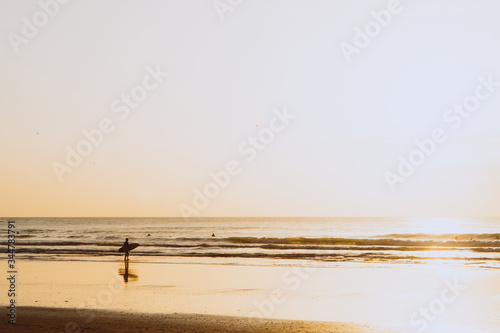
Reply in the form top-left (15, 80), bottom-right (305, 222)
top-left (123, 238), bottom-right (130, 261)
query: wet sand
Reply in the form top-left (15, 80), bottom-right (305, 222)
top-left (1, 260), bottom-right (499, 332)
top-left (3, 306), bottom-right (383, 332)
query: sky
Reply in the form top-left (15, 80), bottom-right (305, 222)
top-left (1, 0), bottom-right (500, 217)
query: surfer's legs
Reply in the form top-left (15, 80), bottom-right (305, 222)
top-left (124, 251), bottom-right (129, 261)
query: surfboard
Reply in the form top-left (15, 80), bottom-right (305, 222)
top-left (118, 243), bottom-right (139, 252)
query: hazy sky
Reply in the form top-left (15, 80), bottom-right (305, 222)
top-left (2, 0), bottom-right (500, 217)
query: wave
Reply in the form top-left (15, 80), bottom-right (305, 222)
top-left (379, 233), bottom-right (500, 241)
top-left (19, 228), bottom-right (56, 234)
top-left (224, 236), bottom-right (500, 248)
top-left (2, 234), bottom-right (500, 249)
top-left (3, 248), bottom-right (500, 265)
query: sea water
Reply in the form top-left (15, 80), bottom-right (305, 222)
top-left (1, 217), bottom-right (499, 269)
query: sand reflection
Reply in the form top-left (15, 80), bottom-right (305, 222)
top-left (119, 261), bottom-right (139, 283)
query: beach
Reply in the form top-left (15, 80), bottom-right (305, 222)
top-left (2, 259), bottom-right (499, 332)
top-left (2, 217), bottom-right (500, 332)
top-left (3, 307), bottom-right (383, 333)
top-left (2, 260), bottom-right (390, 332)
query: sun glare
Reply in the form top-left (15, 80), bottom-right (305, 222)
top-left (409, 217), bottom-right (471, 235)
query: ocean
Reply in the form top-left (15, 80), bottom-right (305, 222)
top-left (2, 217), bottom-right (500, 269)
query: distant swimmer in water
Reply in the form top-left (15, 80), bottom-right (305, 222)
top-left (212, 233), bottom-right (216, 237)
top-left (496, 236), bottom-right (500, 240)
top-left (469, 237), bottom-right (473, 241)
top-left (147, 234), bottom-right (151, 237)
top-left (454, 236), bottom-right (458, 241)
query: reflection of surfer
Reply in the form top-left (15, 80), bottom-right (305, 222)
top-left (119, 261), bottom-right (138, 283)
top-left (123, 260), bottom-right (130, 282)
top-left (123, 238), bottom-right (130, 261)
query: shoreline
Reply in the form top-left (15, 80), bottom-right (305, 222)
top-left (3, 306), bottom-right (386, 333)
top-left (6, 254), bottom-right (497, 271)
